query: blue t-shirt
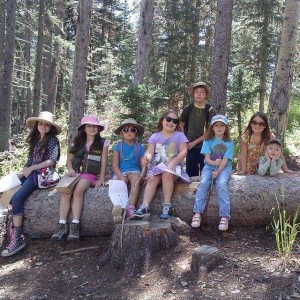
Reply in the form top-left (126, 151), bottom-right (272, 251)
top-left (200, 137), bottom-right (234, 171)
top-left (113, 141), bottom-right (145, 173)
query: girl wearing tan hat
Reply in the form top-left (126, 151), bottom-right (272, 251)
top-left (111, 118), bottom-right (145, 221)
top-left (2, 111), bottom-right (61, 257)
top-left (51, 115), bottom-right (108, 242)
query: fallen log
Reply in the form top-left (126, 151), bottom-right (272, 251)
top-left (21, 173), bottom-right (300, 238)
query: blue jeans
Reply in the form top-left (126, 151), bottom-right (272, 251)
top-left (186, 146), bottom-right (205, 177)
top-left (11, 173), bottom-right (38, 216)
top-left (193, 167), bottom-right (231, 218)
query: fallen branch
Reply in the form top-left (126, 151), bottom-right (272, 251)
top-left (60, 246), bottom-right (100, 255)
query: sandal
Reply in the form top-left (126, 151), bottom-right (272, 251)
top-left (191, 214), bottom-right (201, 228)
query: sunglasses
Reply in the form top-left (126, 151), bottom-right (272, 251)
top-left (165, 116), bottom-right (179, 124)
top-left (122, 127), bottom-right (137, 133)
top-left (251, 120), bottom-right (266, 127)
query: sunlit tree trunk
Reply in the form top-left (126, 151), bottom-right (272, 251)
top-left (268, 0), bottom-right (300, 142)
top-left (0, 0), bottom-right (5, 87)
top-left (210, 0), bottom-right (233, 114)
top-left (0, 0), bottom-right (17, 151)
top-left (33, 0), bottom-right (45, 116)
top-left (133, 0), bottom-right (155, 85)
top-left (68, 0), bottom-right (93, 145)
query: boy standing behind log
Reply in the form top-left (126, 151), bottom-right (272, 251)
top-left (179, 82), bottom-right (216, 177)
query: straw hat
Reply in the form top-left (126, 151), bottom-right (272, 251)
top-left (78, 115), bottom-right (104, 132)
top-left (114, 118), bottom-right (144, 137)
top-left (187, 81), bottom-right (212, 99)
top-left (26, 111), bottom-right (62, 134)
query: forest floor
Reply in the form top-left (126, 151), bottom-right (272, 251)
top-left (0, 155), bottom-right (299, 300)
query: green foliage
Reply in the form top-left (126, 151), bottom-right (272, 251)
top-left (270, 187), bottom-right (300, 260)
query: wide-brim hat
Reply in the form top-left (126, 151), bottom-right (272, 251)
top-left (114, 118), bottom-right (144, 137)
top-left (187, 81), bottom-right (212, 99)
top-left (210, 114), bottom-right (228, 126)
top-left (26, 111), bottom-right (62, 134)
top-left (78, 115), bottom-right (104, 132)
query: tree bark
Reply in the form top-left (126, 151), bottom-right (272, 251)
top-left (133, 0), bottom-right (155, 85)
top-left (0, 0), bottom-right (5, 86)
top-left (33, 0), bottom-right (45, 116)
top-left (47, 0), bottom-right (64, 113)
top-left (210, 0), bottom-right (233, 114)
top-left (0, 0), bottom-right (17, 151)
top-left (68, 0), bottom-right (93, 146)
top-left (268, 0), bottom-right (300, 142)
top-left (22, 173), bottom-right (300, 238)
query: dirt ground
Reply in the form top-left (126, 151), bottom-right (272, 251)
top-left (0, 156), bottom-right (299, 300)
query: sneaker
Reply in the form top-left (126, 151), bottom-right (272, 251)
top-left (133, 205), bottom-right (150, 220)
top-left (126, 205), bottom-right (136, 220)
top-left (218, 217), bottom-right (229, 231)
top-left (112, 205), bottom-right (123, 223)
top-left (51, 223), bottom-right (68, 241)
top-left (1, 227), bottom-right (26, 257)
top-left (67, 223), bottom-right (80, 241)
top-left (160, 203), bottom-right (172, 220)
top-left (191, 214), bottom-right (202, 228)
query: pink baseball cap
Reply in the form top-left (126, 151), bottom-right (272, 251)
top-left (78, 115), bottom-right (104, 132)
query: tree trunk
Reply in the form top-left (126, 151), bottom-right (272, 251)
top-left (210, 0), bottom-right (233, 114)
top-left (24, 0), bottom-right (32, 118)
top-left (0, 0), bottom-right (17, 151)
top-left (22, 174), bottom-right (300, 238)
top-left (33, 0), bottom-right (45, 116)
top-left (68, 0), bottom-right (93, 146)
top-left (47, 0), bottom-right (64, 113)
top-left (133, 0), bottom-right (155, 85)
top-left (0, 0), bottom-right (5, 86)
top-left (268, 0), bottom-right (300, 142)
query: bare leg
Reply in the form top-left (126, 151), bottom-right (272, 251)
top-left (59, 193), bottom-right (72, 220)
top-left (13, 215), bottom-right (23, 227)
top-left (71, 179), bottom-right (91, 220)
top-left (128, 173), bottom-right (140, 206)
top-left (142, 175), bottom-right (162, 206)
top-left (161, 172), bottom-right (177, 203)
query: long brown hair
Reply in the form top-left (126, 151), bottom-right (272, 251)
top-left (70, 125), bottom-right (103, 153)
top-left (204, 122), bottom-right (231, 141)
top-left (26, 122), bottom-right (58, 155)
top-left (156, 109), bottom-right (181, 132)
top-left (243, 112), bottom-right (271, 146)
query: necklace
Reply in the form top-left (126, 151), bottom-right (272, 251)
top-left (120, 141), bottom-right (137, 161)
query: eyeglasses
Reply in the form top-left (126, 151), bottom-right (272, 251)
top-left (251, 120), bottom-right (266, 127)
top-left (122, 127), bottom-right (137, 133)
top-left (165, 116), bottom-right (179, 124)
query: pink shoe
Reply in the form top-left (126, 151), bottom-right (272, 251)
top-left (126, 205), bottom-right (136, 220)
top-left (218, 217), bottom-right (229, 231)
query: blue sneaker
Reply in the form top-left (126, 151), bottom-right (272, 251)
top-left (133, 205), bottom-right (150, 220)
top-left (160, 203), bottom-right (172, 220)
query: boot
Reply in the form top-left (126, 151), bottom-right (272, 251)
top-left (1, 226), bottom-right (26, 257)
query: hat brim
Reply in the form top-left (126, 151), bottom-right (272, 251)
top-left (26, 117), bottom-right (62, 135)
top-left (114, 123), bottom-right (144, 137)
top-left (78, 122), bottom-right (104, 132)
top-left (188, 83), bottom-right (212, 99)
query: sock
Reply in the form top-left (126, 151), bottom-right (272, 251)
top-left (72, 219), bottom-right (80, 224)
top-left (59, 220), bottom-right (67, 224)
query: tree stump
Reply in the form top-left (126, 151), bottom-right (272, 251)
top-left (99, 219), bottom-right (179, 277)
top-left (190, 245), bottom-right (221, 279)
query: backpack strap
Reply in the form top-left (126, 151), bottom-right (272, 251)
top-left (183, 102), bottom-right (194, 135)
top-left (204, 103), bottom-right (212, 130)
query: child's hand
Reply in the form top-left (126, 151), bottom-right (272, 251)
top-left (214, 158), bottom-right (222, 166)
top-left (187, 141), bottom-right (197, 150)
top-left (67, 168), bottom-right (76, 177)
top-left (141, 156), bottom-right (149, 167)
top-left (23, 166), bottom-right (33, 178)
top-left (212, 170), bottom-right (219, 178)
top-left (264, 150), bottom-right (271, 161)
top-left (119, 175), bottom-right (128, 183)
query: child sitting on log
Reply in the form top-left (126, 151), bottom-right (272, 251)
top-left (191, 115), bottom-right (234, 231)
top-left (257, 139), bottom-right (284, 176)
top-left (133, 109), bottom-right (190, 221)
top-left (111, 118), bottom-right (145, 222)
top-left (51, 115), bottom-right (108, 241)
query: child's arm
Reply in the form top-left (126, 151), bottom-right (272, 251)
top-left (187, 135), bottom-right (205, 150)
top-left (236, 138), bottom-right (248, 174)
top-left (204, 154), bottom-right (222, 167)
top-left (22, 159), bottom-right (56, 178)
top-left (167, 142), bottom-right (188, 169)
top-left (65, 153), bottom-right (76, 176)
top-left (269, 158), bottom-right (284, 176)
top-left (212, 157), bottom-right (228, 178)
top-left (141, 144), bottom-right (155, 167)
top-left (95, 146), bottom-right (108, 187)
top-left (281, 156), bottom-right (294, 173)
top-left (112, 150), bottom-right (127, 182)
top-left (257, 156), bottom-right (270, 176)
